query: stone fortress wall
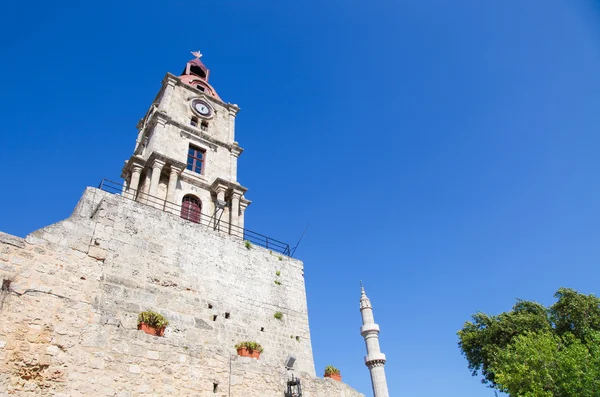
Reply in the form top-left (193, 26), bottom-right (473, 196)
top-left (0, 188), bottom-right (364, 397)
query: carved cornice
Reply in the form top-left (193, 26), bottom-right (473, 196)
top-left (240, 197), bottom-right (251, 211)
top-left (138, 110), bottom-right (231, 153)
top-left (120, 155), bottom-right (146, 179)
top-left (147, 152), bottom-right (167, 169)
top-left (154, 111), bottom-right (169, 126)
top-left (174, 118), bottom-right (241, 152)
top-left (230, 190), bottom-right (244, 200)
top-left (162, 74), bottom-right (178, 88)
top-left (146, 153), bottom-right (185, 173)
top-left (210, 178), bottom-right (248, 196)
top-left (179, 130), bottom-right (219, 152)
top-left (170, 164), bottom-right (185, 174)
top-left (179, 171), bottom-right (211, 190)
top-left (230, 142), bottom-right (244, 157)
top-left (228, 104), bottom-right (240, 116)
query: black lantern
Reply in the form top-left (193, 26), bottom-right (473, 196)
top-left (285, 375), bottom-right (302, 397)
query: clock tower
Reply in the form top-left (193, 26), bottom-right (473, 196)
top-left (121, 51), bottom-right (250, 235)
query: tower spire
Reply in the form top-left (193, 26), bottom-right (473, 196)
top-left (359, 283), bottom-right (390, 397)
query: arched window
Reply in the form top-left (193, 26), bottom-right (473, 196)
top-left (181, 195), bottom-right (201, 223)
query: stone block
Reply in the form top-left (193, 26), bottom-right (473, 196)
top-left (0, 232), bottom-right (26, 248)
top-left (88, 246), bottom-right (107, 261)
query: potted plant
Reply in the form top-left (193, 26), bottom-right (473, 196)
top-left (235, 341), bottom-right (263, 359)
top-left (137, 310), bottom-right (169, 336)
top-left (324, 365), bottom-right (341, 382)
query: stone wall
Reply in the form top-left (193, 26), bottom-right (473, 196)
top-left (0, 188), bottom-right (364, 397)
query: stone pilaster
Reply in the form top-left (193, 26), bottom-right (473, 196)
top-left (239, 198), bottom-right (251, 232)
top-left (166, 165), bottom-right (183, 213)
top-left (127, 164), bottom-right (144, 200)
top-left (141, 171), bottom-right (151, 204)
top-left (230, 143), bottom-right (243, 182)
top-left (230, 191), bottom-right (243, 238)
top-left (213, 183), bottom-right (228, 231)
top-left (158, 75), bottom-right (178, 113)
top-left (149, 159), bottom-right (165, 208)
top-left (227, 104), bottom-right (240, 143)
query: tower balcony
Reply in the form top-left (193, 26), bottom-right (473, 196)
top-left (98, 178), bottom-right (291, 256)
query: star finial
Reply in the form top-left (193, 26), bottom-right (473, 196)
top-left (191, 50), bottom-right (203, 59)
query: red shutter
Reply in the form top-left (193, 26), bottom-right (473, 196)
top-left (181, 197), bottom-right (201, 223)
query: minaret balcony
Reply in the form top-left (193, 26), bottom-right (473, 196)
top-left (360, 323), bottom-right (380, 336)
top-left (364, 353), bottom-right (387, 365)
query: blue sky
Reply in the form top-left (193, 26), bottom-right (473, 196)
top-left (2, 1), bottom-right (600, 396)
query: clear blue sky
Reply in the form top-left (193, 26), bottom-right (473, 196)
top-left (2, 1), bottom-right (600, 396)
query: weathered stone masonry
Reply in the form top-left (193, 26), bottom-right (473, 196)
top-left (0, 53), bottom-right (366, 397)
top-left (0, 188), bottom-right (364, 397)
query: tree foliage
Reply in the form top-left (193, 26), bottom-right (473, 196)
top-left (458, 288), bottom-right (600, 396)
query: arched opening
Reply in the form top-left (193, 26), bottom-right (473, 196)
top-left (181, 195), bottom-right (201, 223)
top-left (190, 65), bottom-right (207, 79)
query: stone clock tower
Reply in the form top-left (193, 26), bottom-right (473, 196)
top-left (121, 51), bottom-right (250, 235)
top-left (0, 52), bottom-right (367, 397)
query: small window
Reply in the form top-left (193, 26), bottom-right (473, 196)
top-left (201, 121), bottom-right (208, 131)
top-left (181, 195), bottom-right (201, 223)
top-left (225, 312), bottom-right (230, 319)
top-left (187, 146), bottom-right (205, 174)
top-left (190, 117), bottom-right (198, 127)
top-left (197, 85), bottom-right (205, 92)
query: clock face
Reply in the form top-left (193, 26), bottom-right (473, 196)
top-left (192, 100), bottom-right (212, 117)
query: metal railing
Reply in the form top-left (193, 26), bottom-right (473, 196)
top-left (97, 179), bottom-right (291, 256)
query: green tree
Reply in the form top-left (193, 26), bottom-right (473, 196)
top-left (458, 288), bottom-right (600, 396)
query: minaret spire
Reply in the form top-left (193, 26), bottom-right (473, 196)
top-left (360, 283), bottom-right (390, 397)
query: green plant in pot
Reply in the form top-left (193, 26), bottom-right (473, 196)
top-left (324, 365), bottom-right (341, 381)
top-left (235, 341), bottom-right (264, 359)
top-left (137, 310), bottom-right (169, 337)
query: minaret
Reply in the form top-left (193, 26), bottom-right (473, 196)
top-left (360, 282), bottom-right (390, 397)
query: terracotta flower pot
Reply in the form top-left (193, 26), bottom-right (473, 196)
top-left (236, 347), bottom-right (261, 359)
top-left (324, 373), bottom-right (342, 382)
top-left (138, 322), bottom-right (165, 337)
